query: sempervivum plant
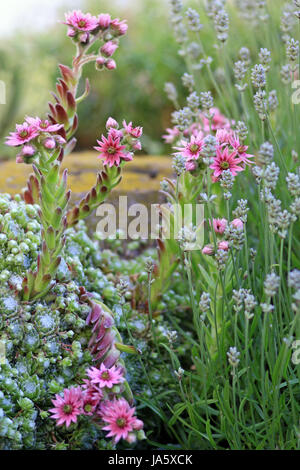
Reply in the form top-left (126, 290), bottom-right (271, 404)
top-left (1, 10), bottom-right (144, 450)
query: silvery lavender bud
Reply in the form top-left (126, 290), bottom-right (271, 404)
top-left (250, 248), bottom-right (257, 261)
top-left (268, 90), bottom-right (278, 112)
top-left (264, 272), bottom-right (280, 297)
top-left (253, 90), bottom-right (267, 120)
top-left (259, 48), bottom-right (271, 70)
top-left (116, 278), bottom-right (129, 300)
top-left (216, 249), bottom-right (228, 271)
top-left (167, 330), bottom-right (178, 345)
top-left (291, 197), bottom-right (300, 218)
top-left (179, 224), bottom-right (197, 251)
top-left (264, 162), bottom-right (280, 189)
top-left (281, 4), bottom-right (297, 33)
top-left (292, 150), bottom-right (299, 162)
top-left (206, 0), bottom-right (226, 18)
top-left (172, 154), bottom-right (186, 176)
top-left (199, 292), bottom-right (211, 313)
top-left (239, 47), bottom-right (250, 65)
top-left (235, 121), bottom-right (248, 141)
top-left (186, 8), bottom-right (203, 31)
top-left (164, 82), bottom-right (178, 104)
top-left (182, 73), bottom-right (195, 92)
top-left (186, 41), bottom-right (202, 60)
top-left (214, 9), bottom-right (229, 43)
top-left (174, 367), bottom-right (184, 380)
top-left (286, 172), bottom-right (300, 197)
top-left (227, 346), bottom-right (240, 369)
top-left (244, 293), bottom-right (257, 319)
top-left (200, 91), bottom-right (214, 110)
top-left (286, 38), bottom-right (299, 68)
top-left (289, 269), bottom-right (300, 290)
top-left (172, 107), bottom-right (193, 131)
top-left (224, 223), bottom-right (245, 250)
top-left (234, 60), bottom-right (247, 81)
top-left (280, 64), bottom-right (292, 84)
top-left (233, 199), bottom-right (249, 222)
top-left (233, 288), bottom-right (248, 312)
top-left (161, 180), bottom-right (169, 192)
top-left (202, 135), bottom-right (217, 163)
top-left (252, 166), bottom-right (263, 184)
top-left (258, 141), bottom-right (274, 165)
top-left (170, 0), bottom-right (183, 15)
top-left (220, 169), bottom-right (234, 190)
top-left (251, 64), bottom-right (267, 88)
top-left (187, 91), bottom-right (200, 110)
top-left (260, 303), bottom-right (274, 314)
top-left (277, 210), bottom-right (292, 239)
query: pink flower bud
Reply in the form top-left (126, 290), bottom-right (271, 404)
top-left (111, 19), bottom-right (128, 36)
top-left (43, 138), bottom-right (56, 149)
top-left (133, 419), bottom-right (144, 431)
top-left (98, 13), bottom-right (111, 29)
top-left (67, 27), bottom-right (76, 37)
top-left (133, 141), bottom-right (142, 151)
top-left (218, 241), bottom-right (229, 251)
top-left (55, 135), bottom-right (67, 145)
top-left (108, 128), bottom-right (123, 139)
top-left (96, 56), bottom-right (106, 69)
top-left (125, 433), bottom-right (137, 444)
top-left (186, 160), bottom-right (197, 171)
top-left (16, 155), bottom-right (24, 164)
top-left (202, 245), bottom-right (214, 256)
top-left (101, 40), bottom-right (118, 57)
top-left (22, 145), bottom-right (36, 156)
top-left (213, 218), bottom-right (227, 235)
top-left (79, 32), bottom-right (89, 43)
top-left (106, 117), bottom-right (119, 129)
top-left (231, 218), bottom-right (244, 230)
top-left (105, 59), bottom-right (116, 70)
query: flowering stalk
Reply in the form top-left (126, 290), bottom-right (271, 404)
top-left (6, 11), bottom-right (142, 301)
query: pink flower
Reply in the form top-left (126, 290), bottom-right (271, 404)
top-left (202, 245), bottom-right (214, 256)
top-left (49, 387), bottom-right (83, 428)
top-left (106, 117), bottom-right (119, 130)
top-left (100, 398), bottom-right (143, 443)
top-left (82, 393), bottom-right (98, 416)
top-left (64, 10), bottom-right (98, 32)
top-left (123, 120), bottom-right (143, 138)
top-left (231, 218), bottom-right (244, 230)
top-left (162, 127), bottom-right (180, 144)
top-left (213, 218), bottom-right (227, 235)
top-left (98, 13), bottom-right (111, 29)
top-left (210, 146), bottom-right (244, 180)
top-left (26, 117), bottom-right (63, 133)
top-left (22, 145), bottom-right (36, 156)
top-left (185, 160), bottom-right (197, 171)
top-left (6, 123), bottom-right (39, 147)
top-left (111, 19), bottom-right (128, 36)
top-left (175, 133), bottom-right (204, 160)
top-left (43, 137), bottom-right (56, 149)
top-left (229, 134), bottom-right (254, 165)
top-left (82, 379), bottom-right (104, 402)
top-left (101, 41), bottom-right (118, 57)
top-left (94, 133), bottom-right (129, 167)
top-left (218, 241), bottom-right (229, 251)
top-left (106, 59), bottom-right (117, 70)
top-left (202, 108), bottom-right (231, 133)
top-left (216, 129), bottom-right (232, 145)
top-left (87, 364), bottom-right (125, 389)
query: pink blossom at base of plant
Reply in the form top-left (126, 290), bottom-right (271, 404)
top-left (231, 218), bottom-right (244, 230)
top-left (63, 10), bottom-right (98, 33)
top-left (49, 387), bottom-right (83, 428)
top-left (6, 123), bottom-right (39, 147)
top-left (202, 245), bottom-right (214, 256)
top-left (213, 218), bottom-right (227, 235)
top-left (87, 363), bottom-right (125, 389)
top-left (99, 398), bottom-right (143, 443)
top-left (218, 241), bottom-right (229, 251)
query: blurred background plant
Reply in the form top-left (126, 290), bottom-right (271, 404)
top-left (0, 0), bottom-right (186, 159)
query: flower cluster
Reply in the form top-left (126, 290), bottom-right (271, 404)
top-left (94, 118), bottom-right (143, 167)
top-left (49, 363), bottom-right (144, 444)
top-left (202, 217), bottom-right (243, 256)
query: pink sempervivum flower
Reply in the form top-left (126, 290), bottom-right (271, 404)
top-left (231, 218), bottom-right (244, 230)
top-left (49, 387), bottom-right (83, 428)
top-left (202, 108), bottom-right (231, 133)
top-left (26, 117), bottom-right (63, 133)
top-left (111, 19), bottom-right (128, 36)
top-left (100, 398), bottom-right (143, 443)
top-left (218, 241), bottom-right (229, 251)
top-left (123, 120), bottom-right (143, 138)
top-left (229, 134), bottom-right (254, 164)
top-left (94, 133), bottom-right (128, 167)
top-left (106, 59), bottom-right (117, 70)
top-left (175, 134), bottom-right (204, 160)
top-left (216, 129), bottom-right (232, 145)
top-left (98, 13), bottom-right (111, 29)
top-left (202, 245), bottom-right (214, 256)
top-left (64, 10), bottom-right (98, 32)
top-left (6, 123), bottom-right (39, 147)
top-left (101, 41), bottom-right (119, 57)
top-left (87, 364), bottom-right (125, 389)
top-left (213, 218), bottom-right (227, 235)
top-left (82, 379), bottom-right (104, 402)
top-left (185, 160), bottom-right (197, 171)
top-left (162, 127), bottom-right (180, 144)
top-left (82, 393), bottom-right (98, 416)
top-left (210, 146), bottom-right (244, 180)
top-left (106, 117), bottom-right (119, 129)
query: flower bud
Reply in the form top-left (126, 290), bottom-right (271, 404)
top-left (218, 241), bottom-right (229, 251)
top-left (106, 117), bottom-right (119, 129)
top-left (106, 59), bottom-right (117, 70)
top-left (101, 40), bottom-right (118, 57)
top-left (202, 245), bottom-right (214, 255)
top-left (231, 218), bottom-right (243, 230)
top-left (43, 138), bottom-right (56, 150)
top-left (98, 13), bottom-right (111, 29)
